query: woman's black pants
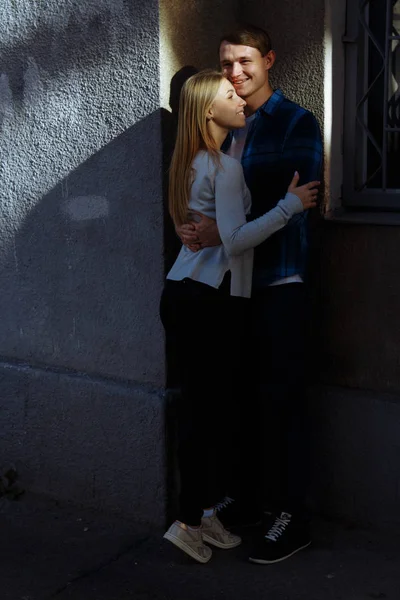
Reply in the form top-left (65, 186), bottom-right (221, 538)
top-left (160, 277), bottom-right (239, 526)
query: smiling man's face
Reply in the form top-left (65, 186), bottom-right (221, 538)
top-left (219, 41), bottom-right (275, 111)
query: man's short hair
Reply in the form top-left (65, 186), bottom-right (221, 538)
top-left (219, 23), bottom-right (272, 57)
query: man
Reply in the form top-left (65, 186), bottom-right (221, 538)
top-left (178, 23), bottom-right (322, 564)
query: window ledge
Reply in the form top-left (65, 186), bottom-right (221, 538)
top-left (324, 208), bottom-right (400, 226)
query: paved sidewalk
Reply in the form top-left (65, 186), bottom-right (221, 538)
top-left (1, 492), bottom-right (399, 600)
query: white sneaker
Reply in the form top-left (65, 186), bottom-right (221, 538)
top-left (163, 521), bottom-right (212, 564)
top-left (201, 511), bottom-right (242, 549)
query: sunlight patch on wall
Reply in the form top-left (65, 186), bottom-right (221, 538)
top-left (323, 0), bottom-right (347, 214)
top-left (159, 0), bottom-right (239, 110)
top-left (324, 16), bottom-right (333, 212)
top-left (159, 1), bottom-right (181, 110)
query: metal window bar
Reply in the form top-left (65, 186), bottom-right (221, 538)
top-left (388, 13), bottom-right (400, 154)
top-left (382, 0), bottom-right (391, 189)
top-left (358, 0), bottom-right (383, 191)
top-left (343, 0), bottom-right (400, 208)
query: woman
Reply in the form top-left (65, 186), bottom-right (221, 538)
top-left (160, 70), bottom-right (319, 564)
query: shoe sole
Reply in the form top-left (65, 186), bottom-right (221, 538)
top-left (202, 533), bottom-right (242, 549)
top-left (163, 531), bottom-right (212, 564)
top-left (248, 541), bottom-right (311, 564)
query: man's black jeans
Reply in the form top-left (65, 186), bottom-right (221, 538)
top-left (238, 282), bottom-right (311, 518)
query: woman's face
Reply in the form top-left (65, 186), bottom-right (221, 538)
top-left (208, 77), bottom-right (246, 130)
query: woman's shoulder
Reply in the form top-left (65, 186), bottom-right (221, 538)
top-left (192, 151), bottom-right (243, 184)
top-left (218, 153), bottom-right (245, 183)
top-left (219, 153), bottom-right (245, 180)
top-left (192, 150), bottom-right (213, 171)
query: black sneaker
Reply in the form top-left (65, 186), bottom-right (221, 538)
top-left (214, 496), bottom-right (262, 529)
top-left (248, 512), bottom-right (311, 564)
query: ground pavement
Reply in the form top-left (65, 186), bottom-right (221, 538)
top-left (1, 491), bottom-right (399, 600)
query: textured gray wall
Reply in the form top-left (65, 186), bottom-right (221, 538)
top-left (0, 0), bottom-right (166, 522)
top-left (0, 0), bottom-right (164, 385)
top-left (310, 385), bottom-right (400, 531)
top-left (314, 224), bottom-right (400, 394)
top-left (0, 361), bottom-right (165, 523)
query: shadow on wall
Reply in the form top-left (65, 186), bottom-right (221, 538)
top-left (0, 111), bottom-right (165, 384)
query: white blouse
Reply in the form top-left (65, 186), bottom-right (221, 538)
top-left (167, 151), bottom-right (303, 298)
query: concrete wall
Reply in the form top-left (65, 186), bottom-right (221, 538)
top-left (315, 225), bottom-right (400, 394)
top-left (0, 0), bottom-right (165, 522)
top-left (310, 385), bottom-right (400, 531)
top-left (0, 361), bottom-right (165, 522)
top-left (308, 222), bottom-right (400, 529)
top-left (0, 0), bottom-right (164, 385)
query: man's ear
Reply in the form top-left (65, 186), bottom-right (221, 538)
top-left (264, 50), bottom-right (276, 71)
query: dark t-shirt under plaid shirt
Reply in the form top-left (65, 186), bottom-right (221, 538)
top-left (222, 89), bottom-right (323, 290)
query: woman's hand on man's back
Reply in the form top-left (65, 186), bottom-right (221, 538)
top-left (287, 171), bottom-right (320, 210)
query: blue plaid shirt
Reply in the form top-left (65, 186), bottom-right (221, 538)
top-left (222, 89), bottom-right (322, 289)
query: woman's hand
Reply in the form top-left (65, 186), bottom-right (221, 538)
top-left (287, 171), bottom-right (320, 210)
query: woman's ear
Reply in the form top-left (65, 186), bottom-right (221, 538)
top-left (206, 105), bottom-right (214, 121)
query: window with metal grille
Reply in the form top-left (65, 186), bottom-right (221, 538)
top-left (343, 0), bottom-right (400, 208)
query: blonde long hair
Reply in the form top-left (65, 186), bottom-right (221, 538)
top-left (169, 70), bottom-right (224, 228)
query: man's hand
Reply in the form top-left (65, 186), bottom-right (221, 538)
top-left (176, 211), bottom-right (221, 251)
top-left (193, 212), bottom-right (221, 247)
top-left (175, 222), bottom-right (202, 252)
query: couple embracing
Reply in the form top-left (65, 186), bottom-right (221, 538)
top-left (160, 22), bottom-right (322, 565)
